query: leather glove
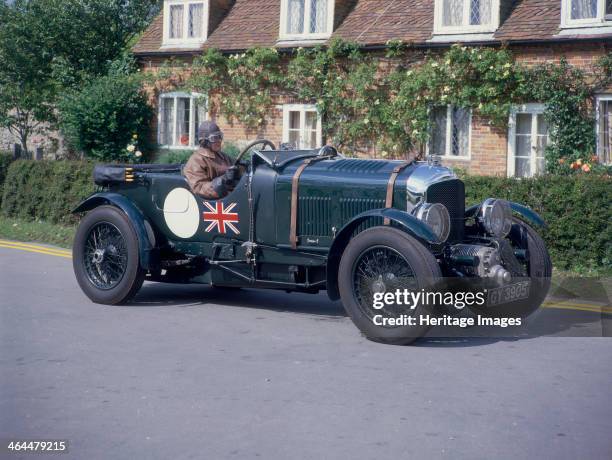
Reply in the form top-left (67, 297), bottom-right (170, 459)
top-left (224, 166), bottom-right (239, 182)
top-left (211, 167), bottom-right (240, 196)
top-left (211, 176), bottom-right (228, 196)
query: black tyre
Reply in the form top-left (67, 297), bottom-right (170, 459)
top-left (469, 218), bottom-right (552, 318)
top-left (338, 227), bottom-right (442, 345)
top-left (73, 205), bottom-right (145, 305)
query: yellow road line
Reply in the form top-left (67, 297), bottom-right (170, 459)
top-left (0, 239), bottom-right (71, 255)
top-left (543, 300), bottom-right (612, 311)
top-left (0, 241), bottom-right (71, 257)
top-left (542, 303), bottom-right (612, 314)
top-left (0, 243), bottom-right (72, 259)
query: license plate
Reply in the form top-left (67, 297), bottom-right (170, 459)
top-left (487, 281), bottom-right (530, 306)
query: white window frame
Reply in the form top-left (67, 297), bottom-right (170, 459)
top-left (507, 103), bottom-right (549, 178)
top-left (279, 0), bottom-right (335, 40)
top-left (282, 104), bottom-right (323, 149)
top-left (433, 0), bottom-right (500, 34)
top-left (157, 92), bottom-right (208, 149)
top-left (596, 94), bottom-right (612, 165)
top-left (427, 105), bottom-right (472, 160)
top-left (162, 0), bottom-right (210, 47)
top-left (561, 0), bottom-right (612, 28)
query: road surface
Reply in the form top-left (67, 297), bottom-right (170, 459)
top-left (1, 242), bottom-right (611, 460)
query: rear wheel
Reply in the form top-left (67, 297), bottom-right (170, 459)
top-left (73, 206), bottom-right (145, 305)
top-left (338, 227), bottom-right (442, 345)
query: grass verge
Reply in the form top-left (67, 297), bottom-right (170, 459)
top-left (0, 218), bottom-right (75, 249)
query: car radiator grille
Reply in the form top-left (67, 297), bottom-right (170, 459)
top-left (425, 179), bottom-right (465, 243)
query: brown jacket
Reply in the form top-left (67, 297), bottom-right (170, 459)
top-left (183, 147), bottom-right (235, 199)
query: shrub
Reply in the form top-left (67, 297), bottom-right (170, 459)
top-left (463, 174), bottom-right (612, 272)
top-left (0, 152), bottom-right (15, 206)
top-left (58, 75), bottom-right (152, 162)
top-left (154, 149), bottom-right (194, 165)
top-left (1, 160), bottom-right (94, 225)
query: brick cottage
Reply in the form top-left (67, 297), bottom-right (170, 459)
top-left (133, 0), bottom-right (612, 176)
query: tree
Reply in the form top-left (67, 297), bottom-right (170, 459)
top-left (0, 0), bottom-right (160, 153)
top-left (58, 74), bottom-right (152, 161)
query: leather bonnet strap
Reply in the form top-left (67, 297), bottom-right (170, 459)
top-left (290, 159), bottom-right (314, 249)
top-left (290, 155), bottom-right (335, 249)
top-left (384, 161), bottom-right (413, 225)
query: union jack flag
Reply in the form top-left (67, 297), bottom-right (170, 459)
top-left (203, 202), bottom-right (240, 235)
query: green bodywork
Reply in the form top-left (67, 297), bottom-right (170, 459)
top-left (74, 149), bottom-right (543, 299)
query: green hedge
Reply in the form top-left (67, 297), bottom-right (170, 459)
top-left (463, 175), bottom-right (611, 272)
top-left (1, 159), bottom-right (610, 272)
top-left (0, 152), bottom-right (15, 206)
top-left (1, 160), bottom-right (94, 225)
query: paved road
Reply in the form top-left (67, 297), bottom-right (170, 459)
top-left (1, 244), bottom-right (611, 460)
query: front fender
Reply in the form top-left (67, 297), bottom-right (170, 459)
top-left (466, 200), bottom-right (546, 229)
top-left (73, 193), bottom-right (156, 270)
top-left (326, 208), bottom-right (440, 301)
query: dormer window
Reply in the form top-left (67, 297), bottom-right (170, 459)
top-left (434, 0), bottom-right (500, 34)
top-left (163, 0), bottom-right (209, 47)
top-left (561, 0), bottom-right (612, 28)
top-left (280, 0), bottom-right (334, 40)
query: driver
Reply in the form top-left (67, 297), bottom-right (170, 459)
top-left (184, 121), bottom-right (240, 199)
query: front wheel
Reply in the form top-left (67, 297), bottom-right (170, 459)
top-left (468, 218), bottom-right (552, 318)
top-left (73, 205), bottom-right (145, 305)
top-left (338, 227), bottom-right (443, 345)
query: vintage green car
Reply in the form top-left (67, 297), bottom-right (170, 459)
top-left (72, 140), bottom-right (551, 344)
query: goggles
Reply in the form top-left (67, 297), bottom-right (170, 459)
top-left (206, 132), bottom-right (224, 143)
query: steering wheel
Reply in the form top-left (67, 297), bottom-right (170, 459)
top-left (234, 139), bottom-right (277, 166)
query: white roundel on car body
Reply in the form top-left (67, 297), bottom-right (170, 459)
top-left (163, 188), bottom-right (200, 238)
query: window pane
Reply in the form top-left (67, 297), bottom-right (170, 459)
top-left (516, 113), bottom-right (532, 135)
top-left (451, 107), bottom-right (470, 156)
top-left (607, 0), bottom-right (612, 15)
top-left (571, 0), bottom-right (597, 20)
top-left (289, 111), bottom-right (300, 130)
top-left (195, 98), bottom-right (207, 146)
top-left (430, 107), bottom-right (447, 155)
top-left (160, 97), bottom-right (175, 145)
top-left (177, 97), bottom-right (191, 146)
top-left (599, 100), bottom-right (611, 164)
top-left (288, 131), bottom-right (300, 149)
top-left (310, 0), bottom-right (328, 33)
top-left (305, 111), bottom-right (317, 131)
top-left (536, 135), bottom-right (548, 158)
top-left (537, 115), bottom-right (548, 135)
top-left (443, 0), bottom-right (463, 26)
top-left (470, 0), bottom-right (491, 25)
top-left (287, 0), bottom-right (305, 34)
top-left (515, 157), bottom-right (530, 178)
top-left (170, 5), bottom-right (184, 38)
top-left (189, 3), bottom-right (204, 38)
top-left (515, 135), bottom-right (531, 158)
top-left (305, 130), bottom-right (317, 148)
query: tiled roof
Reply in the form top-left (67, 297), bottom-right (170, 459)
top-left (206, 0), bottom-right (280, 50)
top-left (132, 0), bottom-right (610, 55)
top-left (495, 0), bottom-right (561, 40)
top-left (334, 0), bottom-right (433, 44)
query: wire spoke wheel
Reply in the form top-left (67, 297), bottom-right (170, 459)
top-left (352, 245), bottom-right (419, 323)
top-left (83, 222), bottom-right (128, 290)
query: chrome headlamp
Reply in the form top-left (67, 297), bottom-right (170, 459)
top-left (479, 198), bottom-right (512, 238)
top-left (415, 203), bottom-right (451, 242)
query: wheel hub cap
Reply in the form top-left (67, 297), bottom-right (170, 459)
top-left (92, 249), bottom-right (105, 264)
top-left (372, 276), bottom-right (386, 294)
